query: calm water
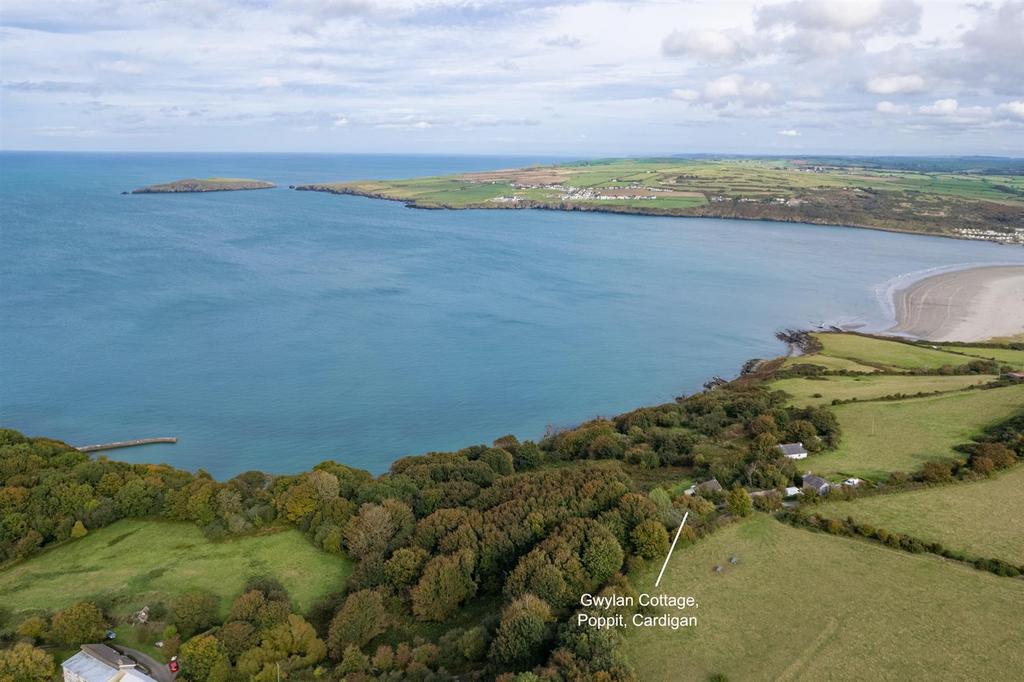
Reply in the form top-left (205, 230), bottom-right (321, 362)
top-left (2, 152), bottom-right (1021, 478)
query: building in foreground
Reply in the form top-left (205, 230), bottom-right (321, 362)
top-left (62, 644), bottom-right (159, 682)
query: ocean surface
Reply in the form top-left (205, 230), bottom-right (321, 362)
top-left (2, 152), bottom-right (1022, 478)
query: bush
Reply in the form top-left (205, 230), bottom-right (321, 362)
top-left (173, 591), bottom-right (219, 638)
top-left (49, 601), bottom-right (106, 646)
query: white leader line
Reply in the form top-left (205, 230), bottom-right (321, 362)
top-left (655, 511), bottom-right (689, 588)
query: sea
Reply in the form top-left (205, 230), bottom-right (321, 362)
top-left (2, 151), bottom-right (1021, 478)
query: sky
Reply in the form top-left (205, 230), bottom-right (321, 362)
top-left (1, 0), bottom-right (1022, 155)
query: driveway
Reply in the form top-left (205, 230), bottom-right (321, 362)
top-left (113, 645), bottom-right (177, 682)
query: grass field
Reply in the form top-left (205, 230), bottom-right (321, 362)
top-left (937, 345), bottom-right (1024, 369)
top-left (813, 333), bottom-right (979, 370)
top-left (770, 374), bottom-right (995, 407)
top-left (624, 515), bottom-right (1024, 681)
top-left (782, 353), bottom-right (881, 373)
top-left (0, 520), bottom-right (351, 618)
top-left (809, 385), bottom-right (1024, 479)
top-left (816, 466), bottom-right (1024, 565)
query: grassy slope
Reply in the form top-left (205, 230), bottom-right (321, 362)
top-left (0, 520), bottom-right (351, 617)
top-left (937, 345), bottom-right (1024, 369)
top-left (813, 333), bottom-right (978, 370)
top-left (624, 515), bottom-right (1024, 681)
top-left (782, 353), bottom-right (882, 373)
top-left (770, 374), bottom-right (994, 407)
top-left (809, 385), bottom-right (1024, 480)
top-left (816, 466), bottom-right (1024, 564)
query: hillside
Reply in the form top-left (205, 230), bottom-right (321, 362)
top-left (295, 157), bottom-right (1024, 242)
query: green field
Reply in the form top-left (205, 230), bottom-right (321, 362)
top-left (808, 385), bottom-right (1024, 479)
top-left (624, 515), bottom-right (1024, 681)
top-left (0, 520), bottom-right (351, 618)
top-left (771, 374), bottom-right (994, 407)
top-left (816, 466), bottom-right (1024, 564)
top-left (782, 352), bottom-right (882, 373)
top-left (812, 333), bottom-right (979, 370)
top-left (294, 157), bottom-right (1024, 239)
top-left (937, 345), bottom-right (1024, 369)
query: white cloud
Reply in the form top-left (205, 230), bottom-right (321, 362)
top-left (663, 29), bottom-right (748, 61)
top-left (257, 76), bottom-right (283, 88)
top-left (703, 74), bottom-right (773, 103)
top-left (333, 116), bottom-right (349, 127)
top-left (758, 0), bottom-right (920, 34)
top-left (998, 100), bottom-right (1024, 120)
top-left (917, 98), bottom-right (992, 123)
top-left (670, 88), bottom-right (700, 101)
top-left (875, 100), bottom-right (910, 114)
top-left (778, 129), bottom-right (799, 136)
top-left (865, 74), bottom-right (926, 94)
top-left (918, 98), bottom-right (959, 115)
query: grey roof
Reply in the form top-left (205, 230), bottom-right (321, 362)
top-left (802, 475), bottom-right (829, 492)
top-left (63, 645), bottom-right (157, 682)
top-left (777, 443), bottom-right (808, 456)
top-left (695, 478), bottom-right (723, 493)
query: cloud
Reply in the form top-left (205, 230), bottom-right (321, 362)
top-left (541, 33), bottom-right (581, 49)
top-left (662, 29), bottom-right (751, 61)
top-left (777, 129), bottom-right (800, 136)
top-left (917, 98), bottom-right (992, 123)
top-left (670, 88), bottom-right (700, 101)
top-left (875, 100), bottom-right (910, 114)
top-left (998, 100), bottom-right (1024, 120)
top-left (758, 0), bottom-right (921, 35)
top-left (332, 115), bottom-right (349, 126)
top-left (865, 74), bottom-right (926, 94)
top-left (702, 74), bottom-right (773, 104)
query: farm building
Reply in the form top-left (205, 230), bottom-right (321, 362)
top-left (62, 644), bottom-right (158, 682)
top-left (777, 442), bottom-right (808, 459)
top-left (801, 474), bottom-right (831, 496)
top-left (684, 478), bottom-right (724, 496)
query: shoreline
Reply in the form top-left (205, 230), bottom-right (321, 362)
top-left (888, 265), bottom-right (1024, 342)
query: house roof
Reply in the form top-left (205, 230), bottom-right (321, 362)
top-left (802, 475), bottom-right (829, 491)
top-left (695, 478), bottom-right (723, 493)
top-left (63, 645), bottom-right (157, 682)
top-left (777, 443), bottom-right (808, 456)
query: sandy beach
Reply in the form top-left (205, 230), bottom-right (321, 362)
top-left (889, 265), bottom-right (1024, 342)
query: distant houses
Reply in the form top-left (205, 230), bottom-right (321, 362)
top-left (684, 478), bottom-right (724, 496)
top-left (62, 644), bottom-right (159, 682)
top-left (777, 442), bottom-right (808, 460)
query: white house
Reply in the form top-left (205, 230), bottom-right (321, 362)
top-left (63, 644), bottom-right (159, 682)
top-left (777, 442), bottom-right (808, 460)
top-left (783, 486), bottom-right (802, 498)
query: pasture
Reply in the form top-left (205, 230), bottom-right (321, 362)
top-left (816, 466), bottom-right (1024, 565)
top-left (811, 333), bottom-right (980, 370)
top-left (624, 515), bottom-right (1024, 681)
top-left (0, 520), bottom-right (351, 618)
top-left (808, 385), bottom-right (1024, 479)
top-left (770, 374), bottom-right (994, 407)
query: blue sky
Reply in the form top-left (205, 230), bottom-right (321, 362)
top-left (1, 0), bottom-right (1022, 155)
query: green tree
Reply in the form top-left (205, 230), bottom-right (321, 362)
top-left (15, 615), bottom-right (49, 643)
top-left (630, 519), bottom-right (669, 559)
top-left (411, 549), bottom-right (478, 621)
top-left (327, 589), bottom-right (386, 658)
top-left (489, 594), bottom-right (552, 666)
top-left (179, 634), bottom-right (228, 682)
top-left (338, 645), bottom-right (370, 675)
top-left (383, 547), bottom-right (429, 587)
top-left (237, 614), bottom-right (326, 681)
top-left (0, 642), bottom-right (54, 682)
top-left (50, 601), bottom-right (106, 646)
top-left (173, 591), bottom-right (219, 637)
top-left (726, 486), bottom-right (753, 517)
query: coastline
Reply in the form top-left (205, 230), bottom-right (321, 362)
top-left (888, 265), bottom-right (1024, 342)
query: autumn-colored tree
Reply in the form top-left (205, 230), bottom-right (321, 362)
top-left (726, 486), bottom-right (753, 517)
top-left (489, 594), bottom-right (552, 666)
top-left (411, 549), bottom-right (478, 621)
top-left (173, 591), bottom-right (219, 637)
top-left (179, 634), bottom-right (228, 682)
top-left (630, 519), bottom-right (669, 559)
top-left (0, 642), bottom-right (54, 682)
top-left (327, 589), bottom-right (386, 658)
top-left (49, 601), bottom-right (106, 646)
top-left (237, 614), bottom-right (326, 681)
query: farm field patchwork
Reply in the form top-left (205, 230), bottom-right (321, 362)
top-left (808, 385), bottom-right (1024, 480)
top-left (0, 520), bottom-right (351, 618)
top-left (816, 466), bottom-right (1024, 564)
top-left (781, 353), bottom-right (882, 373)
top-left (812, 333), bottom-right (982, 370)
top-left (770, 374), bottom-right (995, 407)
top-left (624, 515), bottom-right (1024, 681)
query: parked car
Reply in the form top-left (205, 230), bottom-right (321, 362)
top-left (168, 657), bottom-right (179, 674)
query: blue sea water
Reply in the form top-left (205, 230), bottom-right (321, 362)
top-left (1, 151), bottom-right (1021, 478)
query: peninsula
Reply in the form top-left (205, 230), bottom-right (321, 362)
top-left (296, 157), bottom-right (1024, 242)
top-left (130, 177), bottom-right (275, 193)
